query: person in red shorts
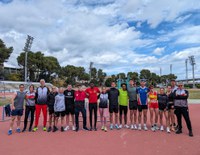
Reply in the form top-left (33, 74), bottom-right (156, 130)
top-left (148, 85), bottom-right (159, 132)
top-left (85, 82), bottom-right (100, 131)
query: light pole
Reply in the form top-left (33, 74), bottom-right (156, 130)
top-left (185, 59), bottom-right (188, 84)
top-left (23, 35), bottom-right (34, 82)
top-left (188, 56), bottom-right (195, 88)
top-left (89, 62), bottom-right (93, 82)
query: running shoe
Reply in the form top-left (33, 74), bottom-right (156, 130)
top-left (130, 125), bottom-right (134, 130)
top-left (110, 124), bottom-right (113, 130)
top-left (47, 127), bottom-right (52, 132)
top-left (61, 127), bottom-right (64, 132)
top-left (43, 127), bottom-right (47, 131)
top-left (83, 127), bottom-right (89, 131)
top-left (118, 124), bottom-right (122, 129)
top-left (176, 129), bottom-right (182, 134)
top-left (8, 130), bottom-right (12, 135)
top-left (143, 125), bottom-right (148, 131)
top-left (53, 126), bottom-right (58, 132)
top-left (151, 126), bottom-right (155, 132)
top-left (134, 124), bottom-right (138, 130)
top-left (189, 130), bottom-right (193, 137)
top-left (64, 126), bottom-right (70, 131)
top-left (94, 127), bottom-right (97, 131)
top-left (32, 127), bottom-right (38, 132)
top-left (166, 127), bottom-right (170, 133)
top-left (154, 124), bottom-right (159, 130)
top-left (101, 126), bottom-right (105, 130)
top-left (124, 124), bottom-right (129, 129)
top-left (138, 124), bottom-right (142, 131)
top-left (115, 124), bottom-right (120, 130)
top-left (72, 126), bottom-right (76, 131)
top-left (22, 128), bottom-right (26, 132)
top-left (16, 128), bottom-right (21, 133)
top-left (104, 127), bottom-right (107, 132)
top-left (160, 126), bottom-right (164, 131)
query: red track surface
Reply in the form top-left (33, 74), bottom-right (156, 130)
top-left (0, 104), bottom-right (200, 155)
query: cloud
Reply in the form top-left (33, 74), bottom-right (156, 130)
top-left (153, 47), bottom-right (165, 55)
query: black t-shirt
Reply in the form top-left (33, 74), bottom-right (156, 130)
top-left (107, 87), bottom-right (119, 106)
top-left (64, 89), bottom-right (75, 107)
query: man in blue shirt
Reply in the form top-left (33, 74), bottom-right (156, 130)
top-left (137, 79), bottom-right (149, 131)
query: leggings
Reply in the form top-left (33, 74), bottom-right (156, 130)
top-left (24, 106), bottom-right (35, 130)
top-left (89, 104), bottom-right (97, 128)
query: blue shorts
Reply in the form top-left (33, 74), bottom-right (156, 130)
top-left (11, 109), bottom-right (24, 116)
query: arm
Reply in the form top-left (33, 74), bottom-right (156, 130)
top-left (11, 93), bottom-right (17, 110)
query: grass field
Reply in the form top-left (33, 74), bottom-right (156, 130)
top-left (0, 97), bottom-right (11, 106)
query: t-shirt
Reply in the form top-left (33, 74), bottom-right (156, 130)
top-left (137, 86), bottom-right (150, 105)
top-left (26, 91), bottom-right (36, 106)
top-left (107, 87), bottom-right (119, 106)
top-left (85, 87), bottom-right (100, 104)
top-left (119, 89), bottom-right (128, 106)
top-left (54, 93), bottom-right (65, 112)
top-left (14, 91), bottom-right (26, 109)
top-left (99, 93), bottom-right (108, 108)
top-left (127, 85), bottom-right (137, 101)
top-left (36, 86), bottom-right (49, 105)
top-left (64, 89), bottom-right (75, 107)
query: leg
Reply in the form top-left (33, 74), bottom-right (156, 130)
top-left (41, 105), bottom-right (47, 127)
top-left (155, 108), bottom-right (159, 125)
top-left (16, 116), bottom-right (22, 129)
top-left (110, 113), bottom-right (113, 124)
top-left (150, 108), bottom-right (153, 126)
top-left (66, 114), bottom-right (69, 127)
top-left (89, 104), bottom-right (93, 128)
top-left (71, 114), bottom-right (75, 127)
top-left (9, 116), bottom-right (16, 130)
top-left (94, 104), bottom-right (97, 128)
top-left (124, 106), bottom-right (128, 125)
top-left (99, 108), bottom-right (103, 126)
top-left (34, 104), bottom-right (41, 127)
top-left (143, 109), bottom-right (148, 124)
top-left (159, 111), bottom-right (163, 126)
top-left (23, 107), bottom-right (30, 130)
top-left (182, 108), bottom-right (192, 131)
top-left (81, 108), bottom-right (87, 128)
top-left (175, 108), bottom-right (182, 131)
top-left (29, 107), bottom-right (35, 130)
top-left (130, 110), bottom-right (133, 125)
top-left (133, 110), bottom-right (137, 125)
top-left (49, 114), bottom-right (52, 127)
top-left (75, 108), bottom-right (80, 128)
top-left (119, 106), bottom-right (122, 125)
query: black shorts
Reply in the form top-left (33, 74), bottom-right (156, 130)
top-left (138, 105), bottom-right (148, 112)
top-left (129, 100), bottom-right (138, 110)
top-left (11, 109), bottom-right (23, 116)
top-left (65, 106), bottom-right (75, 115)
top-left (119, 105), bottom-right (128, 115)
top-left (54, 111), bottom-right (65, 117)
top-left (109, 105), bottom-right (118, 113)
top-left (167, 103), bottom-right (174, 110)
top-left (48, 106), bottom-right (54, 115)
top-left (159, 104), bottom-right (167, 111)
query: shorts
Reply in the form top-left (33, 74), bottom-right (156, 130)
top-left (11, 109), bottom-right (23, 116)
top-left (119, 105), bottom-right (128, 115)
top-left (138, 105), bottom-right (148, 112)
top-left (54, 111), bottom-right (65, 117)
top-left (129, 100), bottom-right (138, 110)
top-left (109, 105), bottom-right (118, 113)
top-left (149, 102), bottom-right (159, 109)
top-left (65, 107), bottom-right (75, 115)
top-left (99, 108), bottom-right (109, 117)
top-left (167, 103), bottom-right (174, 110)
top-left (48, 106), bottom-right (54, 115)
top-left (159, 104), bottom-right (167, 111)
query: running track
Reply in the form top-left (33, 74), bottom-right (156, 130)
top-left (0, 104), bottom-right (200, 155)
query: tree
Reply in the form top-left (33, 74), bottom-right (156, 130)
top-left (97, 69), bottom-right (107, 85)
top-left (0, 39), bottom-right (13, 79)
top-left (127, 72), bottom-right (139, 81)
top-left (140, 69), bottom-right (151, 80)
top-left (117, 73), bottom-right (126, 79)
top-left (91, 67), bottom-right (97, 79)
top-left (105, 78), bottom-right (113, 87)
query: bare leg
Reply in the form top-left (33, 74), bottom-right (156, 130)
top-left (150, 108), bottom-right (154, 126)
top-left (115, 113), bottom-right (118, 124)
top-left (130, 110), bottom-right (133, 125)
top-left (9, 116), bottom-right (16, 130)
top-left (133, 110), bottom-right (137, 124)
top-left (17, 116), bottom-right (21, 128)
top-left (110, 113), bottom-right (113, 124)
top-left (138, 112), bottom-right (142, 124)
top-left (143, 110), bottom-right (148, 124)
top-left (66, 115), bottom-right (69, 127)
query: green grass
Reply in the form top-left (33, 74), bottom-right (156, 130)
top-left (0, 97), bottom-right (11, 106)
top-left (188, 89), bottom-right (200, 99)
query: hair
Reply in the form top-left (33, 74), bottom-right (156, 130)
top-left (19, 84), bottom-right (24, 88)
top-left (129, 79), bottom-right (134, 82)
top-left (160, 87), bottom-right (165, 91)
top-left (40, 79), bottom-right (45, 82)
top-left (121, 83), bottom-right (127, 87)
top-left (29, 84), bottom-right (34, 90)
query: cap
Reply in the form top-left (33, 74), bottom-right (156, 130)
top-left (140, 79), bottom-right (146, 82)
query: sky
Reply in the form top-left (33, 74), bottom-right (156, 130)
top-left (0, 0), bottom-right (200, 79)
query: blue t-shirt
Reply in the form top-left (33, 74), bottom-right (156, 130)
top-left (137, 87), bottom-right (150, 105)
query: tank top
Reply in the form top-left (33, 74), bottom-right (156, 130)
top-left (149, 91), bottom-right (158, 104)
top-left (14, 91), bottom-right (26, 109)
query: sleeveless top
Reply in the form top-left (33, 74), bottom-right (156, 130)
top-left (14, 91), bottom-right (26, 109)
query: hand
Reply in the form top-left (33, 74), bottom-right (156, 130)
top-left (12, 105), bottom-right (15, 110)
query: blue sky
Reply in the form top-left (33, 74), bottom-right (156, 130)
top-left (0, 0), bottom-right (200, 79)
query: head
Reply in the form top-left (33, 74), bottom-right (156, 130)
top-left (77, 85), bottom-right (83, 91)
top-left (29, 84), bottom-right (34, 92)
top-left (102, 87), bottom-right (107, 93)
top-left (67, 84), bottom-right (72, 91)
top-left (129, 79), bottom-right (134, 86)
top-left (90, 82), bottom-right (94, 88)
top-left (121, 83), bottom-right (127, 90)
top-left (149, 85), bottom-right (154, 92)
top-left (19, 84), bottom-right (25, 92)
top-left (167, 85), bottom-right (172, 92)
top-left (177, 82), bottom-right (184, 90)
top-left (140, 79), bottom-right (146, 87)
top-left (40, 79), bottom-right (45, 87)
top-left (160, 88), bottom-right (165, 94)
top-left (52, 86), bottom-right (57, 93)
top-left (171, 79), bottom-right (176, 87)
top-left (111, 82), bottom-right (116, 88)
top-left (58, 87), bottom-right (64, 94)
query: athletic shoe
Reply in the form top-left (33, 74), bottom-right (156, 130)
top-left (138, 124), bottom-right (142, 131)
top-left (124, 124), bottom-right (129, 129)
top-left (110, 124), bottom-right (113, 130)
top-left (61, 127), bottom-right (64, 132)
top-left (16, 128), bottom-right (21, 133)
top-left (176, 129), bottom-right (182, 134)
top-left (8, 130), bottom-right (12, 135)
top-left (94, 127), bottom-right (97, 131)
top-left (83, 127), bottom-right (89, 131)
top-left (160, 126), bottom-right (164, 131)
top-left (32, 127), bottom-right (38, 132)
top-left (118, 124), bottom-right (122, 129)
top-left (53, 126), bottom-right (58, 132)
top-left (134, 124), bottom-right (138, 130)
top-left (47, 127), bottom-right (52, 132)
top-left (130, 125), bottom-right (134, 130)
top-left (151, 126), bottom-right (155, 132)
top-left (28, 128), bottom-right (32, 132)
top-left (43, 127), bottom-right (47, 131)
top-left (22, 128), bottom-right (26, 132)
top-left (89, 127), bottom-right (93, 131)
top-left (166, 127), bottom-right (170, 133)
top-left (101, 126), bottom-right (105, 130)
top-left (189, 130), bottom-right (193, 137)
top-left (64, 126), bottom-right (69, 131)
top-left (72, 126), bottom-right (76, 131)
top-left (154, 124), bottom-right (159, 130)
top-left (115, 124), bottom-right (120, 130)
top-left (143, 125), bottom-right (148, 131)
top-left (76, 127), bottom-right (79, 132)
top-left (104, 127), bottom-right (107, 132)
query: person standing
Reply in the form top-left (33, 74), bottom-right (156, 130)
top-left (33, 79), bottom-right (50, 132)
top-left (64, 84), bottom-right (75, 131)
top-left (137, 79), bottom-right (149, 131)
top-left (119, 83), bottom-right (129, 129)
top-left (47, 86), bottom-right (58, 132)
top-left (174, 82), bottom-right (193, 137)
top-left (8, 84), bottom-right (26, 135)
top-left (85, 83), bottom-right (100, 131)
top-left (127, 80), bottom-right (138, 130)
top-left (107, 82), bottom-right (120, 130)
top-left (22, 85), bottom-right (36, 132)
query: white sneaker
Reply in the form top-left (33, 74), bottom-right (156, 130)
top-left (124, 124), bottom-right (129, 129)
top-left (138, 124), bottom-right (142, 131)
top-left (151, 126), bottom-right (155, 132)
top-left (72, 126), bottom-right (76, 131)
top-left (154, 124), bottom-right (159, 130)
top-left (130, 125), bottom-right (134, 130)
top-left (134, 124), bottom-right (138, 130)
top-left (143, 125), bottom-right (148, 131)
top-left (64, 126), bottom-right (69, 131)
top-left (110, 124), bottom-right (113, 130)
top-left (119, 124), bottom-right (122, 129)
top-left (166, 127), bottom-right (170, 133)
top-left (160, 126), bottom-right (164, 131)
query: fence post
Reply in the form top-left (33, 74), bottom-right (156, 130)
top-left (2, 105), bottom-right (5, 121)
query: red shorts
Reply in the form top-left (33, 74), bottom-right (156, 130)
top-left (149, 102), bottom-right (159, 109)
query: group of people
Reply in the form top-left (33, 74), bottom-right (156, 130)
top-left (8, 79), bottom-right (193, 137)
